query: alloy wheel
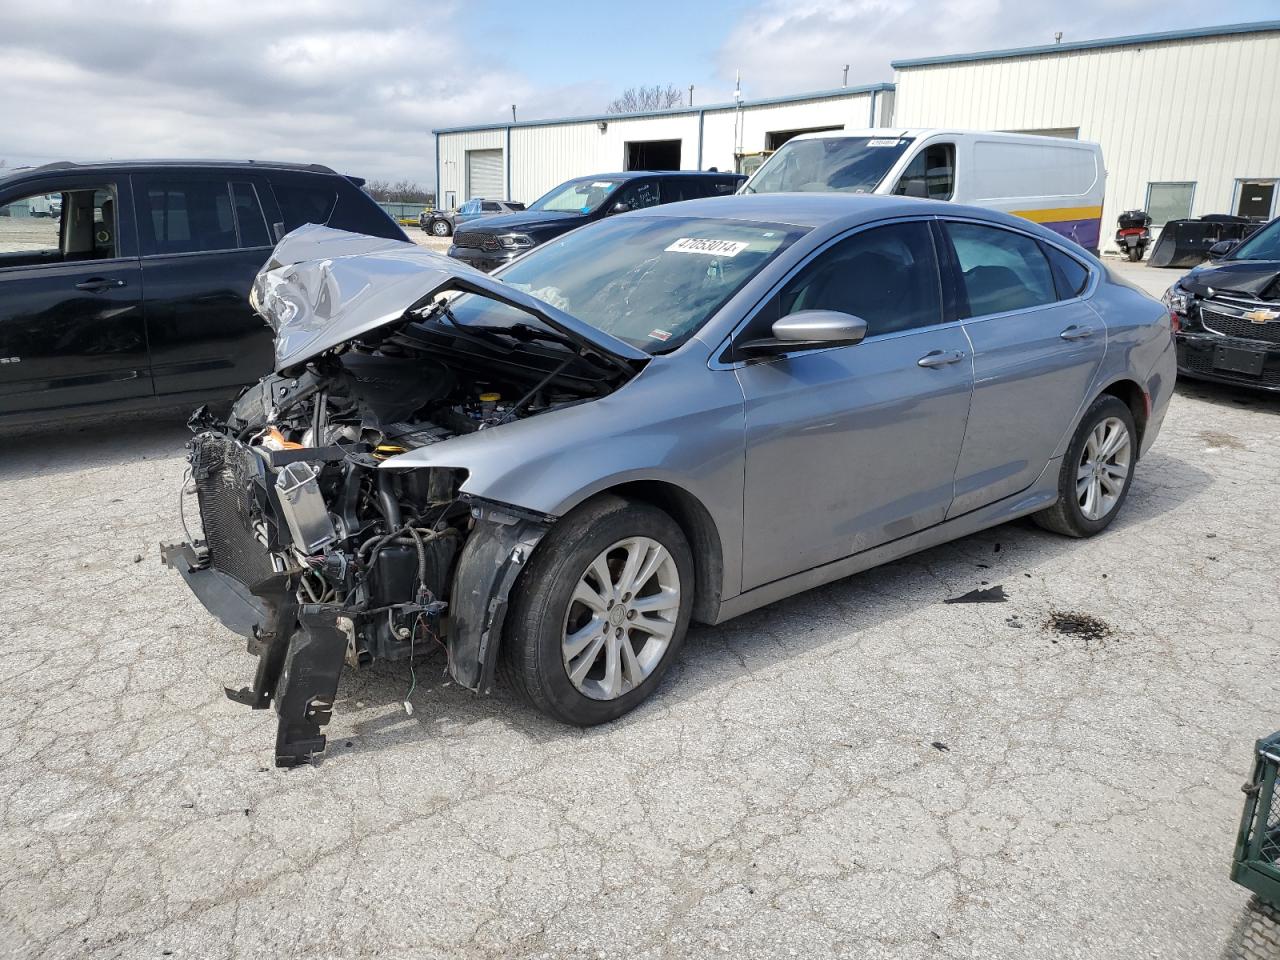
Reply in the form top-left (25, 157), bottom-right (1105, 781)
top-left (1077, 416), bottom-right (1131, 521)
top-left (561, 536), bottom-right (681, 701)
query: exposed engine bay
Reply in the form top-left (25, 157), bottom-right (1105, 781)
top-left (162, 227), bottom-right (643, 767)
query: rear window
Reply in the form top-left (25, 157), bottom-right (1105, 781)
top-left (272, 181), bottom-right (338, 230)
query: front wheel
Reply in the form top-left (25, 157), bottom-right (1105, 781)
top-left (503, 495), bottom-right (694, 726)
top-left (1033, 394), bottom-right (1137, 538)
top-left (430, 219), bottom-right (452, 237)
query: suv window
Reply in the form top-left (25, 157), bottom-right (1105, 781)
top-left (272, 181), bottom-right (338, 231)
top-left (894, 143), bottom-right (955, 200)
top-left (615, 179), bottom-right (660, 211)
top-left (231, 182), bottom-right (271, 248)
top-left (945, 221), bottom-right (1056, 317)
top-left (481, 201), bottom-right (502, 212)
top-left (767, 221), bottom-right (942, 339)
top-left (140, 180), bottom-right (239, 254)
top-left (0, 185), bottom-right (118, 264)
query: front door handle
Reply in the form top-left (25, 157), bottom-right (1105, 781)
top-left (75, 277), bottom-right (126, 292)
top-left (917, 349), bottom-right (966, 368)
top-left (1060, 324), bottom-right (1095, 340)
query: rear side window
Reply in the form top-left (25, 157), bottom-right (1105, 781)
top-left (1043, 243), bottom-right (1091, 299)
top-left (272, 181), bottom-right (338, 230)
top-left (139, 180), bottom-right (238, 255)
top-left (945, 221), bottom-right (1056, 317)
top-left (231, 182), bottom-right (270, 247)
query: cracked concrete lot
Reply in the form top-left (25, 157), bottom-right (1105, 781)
top-left (1, 262), bottom-right (1278, 960)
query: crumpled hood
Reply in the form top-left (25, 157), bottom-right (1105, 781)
top-left (1181, 259), bottom-right (1280, 299)
top-left (251, 224), bottom-right (648, 371)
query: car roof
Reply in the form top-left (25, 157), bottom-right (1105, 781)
top-left (634, 191), bottom-right (1053, 233)
top-left (0, 159), bottom-right (354, 186)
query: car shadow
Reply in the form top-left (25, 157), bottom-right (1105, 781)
top-left (323, 443), bottom-right (1214, 763)
top-left (1176, 376), bottom-right (1280, 416)
top-left (0, 408), bottom-right (192, 482)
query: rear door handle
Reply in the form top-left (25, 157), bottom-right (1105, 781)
top-left (917, 349), bottom-right (966, 368)
top-left (75, 277), bottom-right (126, 292)
top-left (1060, 324), bottom-right (1095, 340)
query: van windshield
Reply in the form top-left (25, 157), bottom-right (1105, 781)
top-left (744, 136), bottom-right (915, 195)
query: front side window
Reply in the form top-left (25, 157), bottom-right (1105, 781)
top-left (444, 215), bottom-right (805, 352)
top-left (745, 136), bottom-right (915, 195)
top-left (945, 221), bottom-right (1056, 317)
top-left (0, 185), bottom-right (117, 263)
top-left (615, 180), bottom-right (660, 210)
top-left (140, 180), bottom-right (237, 254)
top-left (769, 221), bottom-right (942, 338)
top-left (527, 178), bottom-right (623, 213)
top-left (1146, 182), bottom-right (1195, 227)
top-left (481, 201), bottom-right (502, 212)
top-left (893, 143), bottom-right (955, 200)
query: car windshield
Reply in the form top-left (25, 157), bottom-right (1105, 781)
top-left (446, 215), bottom-right (806, 353)
top-left (1227, 219), bottom-right (1280, 261)
top-left (745, 136), bottom-right (915, 194)
top-left (527, 179), bottom-right (623, 213)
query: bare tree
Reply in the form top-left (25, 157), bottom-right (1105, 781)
top-left (364, 178), bottom-right (434, 204)
top-left (607, 84), bottom-right (684, 114)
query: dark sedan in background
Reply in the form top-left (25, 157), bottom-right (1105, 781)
top-left (0, 159), bottom-right (407, 425)
top-left (1165, 215), bottom-right (1280, 392)
top-left (448, 170), bottom-right (744, 271)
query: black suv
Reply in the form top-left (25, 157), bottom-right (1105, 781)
top-left (0, 159), bottom-right (408, 425)
top-left (448, 170), bottom-right (745, 272)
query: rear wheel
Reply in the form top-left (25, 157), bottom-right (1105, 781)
top-left (1127, 246), bottom-right (1142, 262)
top-left (503, 496), bottom-right (693, 726)
top-left (1033, 394), bottom-right (1136, 538)
top-left (431, 219), bottom-right (452, 237)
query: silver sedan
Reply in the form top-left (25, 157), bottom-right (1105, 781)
top-left (165, 193), bottom-right (1176, 765)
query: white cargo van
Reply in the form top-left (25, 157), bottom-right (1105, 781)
top-left (741, 129), bottom-right (1106, 254)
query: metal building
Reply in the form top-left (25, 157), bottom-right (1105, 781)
top-left (891, 20), bottom-right (1280, 250)
top-left (433, 19), bottom-right (1279, 255)
top-left (433, 84), bottom-right (894, 211)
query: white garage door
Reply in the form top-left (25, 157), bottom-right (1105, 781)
top-left (466, 149), bottom-right (503, 201)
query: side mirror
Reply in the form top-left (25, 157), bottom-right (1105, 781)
top-left (1208, 239), bottom-right (1238, 259)
top-left (739, 310), bottom-right (868, 357)
top-left (610, 201), bottom-right (633, 214)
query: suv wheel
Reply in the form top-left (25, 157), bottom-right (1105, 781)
top-left (503, 495), bottom-right (694, 726)
top-left (1033, 394), bottom-right (1136, 538)
top-left (431, 219), bottom-right (452, 237)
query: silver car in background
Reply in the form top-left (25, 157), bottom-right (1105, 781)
top-left (163, 194), bottom-right (1176, 765)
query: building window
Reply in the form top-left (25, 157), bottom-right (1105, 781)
top-left (1146, 182), bottom-right (1195, 227)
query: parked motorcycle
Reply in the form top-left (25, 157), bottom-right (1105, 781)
top-left (1116, 209), bottom-right (1152, 262)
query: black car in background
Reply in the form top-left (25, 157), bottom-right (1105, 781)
top-left (0, 159), bottom-right (408, 425)
top-left (1165, 215), bottom-right (1280, 392)
top-left (420, 198), bottom-right (526, 237)
top-left (447, 170), bottom-right (745, 271)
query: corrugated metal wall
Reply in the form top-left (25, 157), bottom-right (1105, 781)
top-left (893, 30), bottom-right (1280, 251)
top-left (437, 90), bottom-right (884, 208)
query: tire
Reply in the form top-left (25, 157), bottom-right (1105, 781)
top-left (1233, 897), bottom-right (1280, 960)
top-left (430, 219), bottom-right (452, 237)
top-left (1127, 246), bottom-right (1142, 262)
top-left (503, 495), bottom-right (694, 726)
top-left (1033, 394), bottom-right (1137, 538)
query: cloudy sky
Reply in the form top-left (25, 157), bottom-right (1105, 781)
top-left (1, 0), bottom-right (1274, 188)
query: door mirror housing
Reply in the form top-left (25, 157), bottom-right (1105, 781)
top-left (1208, 239), bottom-right (1238, 259)
top-left (610, 201), bottom-right (633, 215)
top-left (739, 310), bottom-right (868, 357)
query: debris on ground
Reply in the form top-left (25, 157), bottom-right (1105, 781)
top-left (945, 585), bottom-right (1007, 604)
top-left (1045, 611), bottom-right (1112, 646)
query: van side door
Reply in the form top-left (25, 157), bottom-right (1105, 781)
top-left (134, 172), bottom-right (276, 398)
top-left (940, 218), bottom-right (1106, 515)
top-left (0, 174), bottom-right (149, 418)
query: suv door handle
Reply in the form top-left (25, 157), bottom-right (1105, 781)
top-left (1060, 324), bottom-right (1094, 340)
top-left (917, 349), bottom-right (966, 368)
top-left (75, 277), bottom-right (126, 292)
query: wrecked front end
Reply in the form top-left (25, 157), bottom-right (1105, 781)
top-left (162, 227), bottom-right (640, 766)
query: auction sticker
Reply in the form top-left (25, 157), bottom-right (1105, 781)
top-left (665, 237), bottom-right (749, 257)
